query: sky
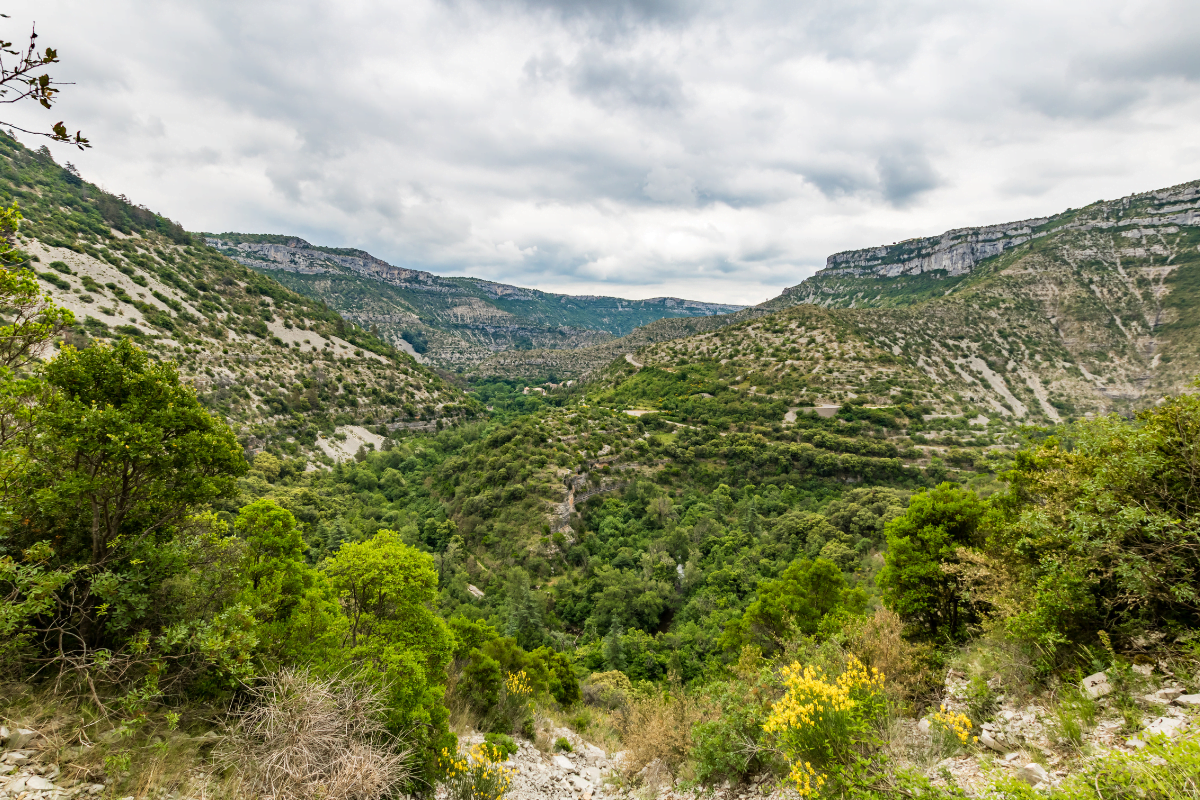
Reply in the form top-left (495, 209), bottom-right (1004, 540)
top-left (8, 0), bottom-right (1200, 305)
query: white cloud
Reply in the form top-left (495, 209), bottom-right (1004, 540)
top-left (8, 0), bottom-right (1200, 305)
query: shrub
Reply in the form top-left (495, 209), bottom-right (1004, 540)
top-left (554, 736), bottom-right (572, 752)
top-left (217, 669), bottom-right (411, 800)
top-left (439, 741), bottom-right (515, 800)
top-left (484, 733), bottom-right (517, 759)
top-left (763, 655), bottom-right (888, 797)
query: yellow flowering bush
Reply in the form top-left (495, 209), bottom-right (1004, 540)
top-left (763, 655), bottom-right (887, 797)
top-left (439, 742), bottom-right (516, 800)
top-left (929, 705), bottom-right (975, 755)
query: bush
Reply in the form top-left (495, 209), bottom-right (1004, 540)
top-left (217, 669), bottom-right (411, 800)
top-left (763, 655), bottom-right (888, 797)
top-left (484, 733), bottom-right (517, 759)
top-left (554, 736), bottom-right (572, 752)
top-left (439, 741), bottom-right (515, 800)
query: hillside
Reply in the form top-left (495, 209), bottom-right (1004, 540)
top-left (203, 233), bottom-right (744, 369)
top-left (484, 179), bottom-right (1200, 421)
top-left (0, 137), bottom-right (478, 467)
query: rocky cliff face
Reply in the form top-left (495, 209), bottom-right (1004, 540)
top-left (203, 235), bottom-right (744, 368)
top-left (810, 180), bottom-right (1200, 286)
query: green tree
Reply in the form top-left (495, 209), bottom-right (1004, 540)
top-left (877, 483), bottom-right (984, 640)
top-left (323, 529), bottom-right (456, 780)
top-left (723, 558), bottom-right (860, 656)
top-left (21, 339), bottom-right (246, 568)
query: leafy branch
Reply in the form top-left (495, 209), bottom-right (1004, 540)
top-left (0, 18), bottom-right (88, 149)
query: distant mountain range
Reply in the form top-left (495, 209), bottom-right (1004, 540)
top-left (203, 233), bottom-right (744, 370)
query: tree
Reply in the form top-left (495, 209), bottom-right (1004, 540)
top-left (877, 483), bottom-right (984, 640)
top-left (0, 21), bottom-right (88, 147)
top-left (323, 530), bottom-right (455, 778)
top-left (723, 558), bottom-right (861, 656)
top-left (20, 339), bottom-right (246, 567)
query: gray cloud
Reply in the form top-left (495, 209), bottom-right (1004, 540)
top-left (9, 0), bottom-right (1200, 305)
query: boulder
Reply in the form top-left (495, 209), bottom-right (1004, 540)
top-left (1082, 672), bottom-right (1112, 700)
top-left (552, 754), bottom-right (576, 773)
top-left (1174, 694), bottom-right (1200, 707)
top-left (583, 766), bottom-right (603, 784)
top-left (1154, 687), bottom-right (1184, 702)
top-left (1018, 763), bottom-right (1049, 786)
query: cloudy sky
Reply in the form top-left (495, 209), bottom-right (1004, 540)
top-left (9, 0), bottom-right (1200, 304)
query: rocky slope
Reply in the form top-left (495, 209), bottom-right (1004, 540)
top-left (2, 136), bottom-right (477, 466)
top-left (495, 178), bottom-right (1200, 420)
top-left (204, 234), bottom-right (744, 370)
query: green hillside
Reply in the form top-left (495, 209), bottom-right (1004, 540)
top-left (204, 233), bottom-right (744, 369)
top-left (0, 136), bottom-right (480, 468)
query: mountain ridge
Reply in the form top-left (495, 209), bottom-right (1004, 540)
top-left (204, 232), bottom-right (745, 369)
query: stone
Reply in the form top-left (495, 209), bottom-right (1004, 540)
top-left (1082, 672), bottom-right (1112, 699)
top-left (583, 766), bottom-right (603, 784)
top-left (1018, 763), bottom-right (1049, 786)
top-left (3, 751), bottom-right (29, 765)
top-left (979, 730), bottom-right (1007, 753)
top-left (1154, 687), bottom-right (1184, 702)
top-left (1174, 694), bottom-right (1200, 707)
top-left (26, 775), bottom-right (56, 791)
top-left (1143, 716), bottom-right (1187, 738)
top-left (1133, 663), bottom-right (1154, 676)
top-left (570, 774), bottom-right (591, 792)
top-left (5, 776), bottom-right (27, 793)
top-left (3, 728), bottom-right (36, 750)
top-left (553, 754), bottom-right (576, 773)
top-left (582, 742), bottom-right (606, 762)
top-left (917, 718), bottom-right (931, 733)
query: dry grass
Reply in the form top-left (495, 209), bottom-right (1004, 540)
top-left (613, 691), bottom-right (713, 776)
top-left (215, 669), bottom-right (410, 800)
top-left (846, 607), bottom-right (934, 706)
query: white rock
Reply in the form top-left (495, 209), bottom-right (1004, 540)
top-left (1018, 763), bottom-right (1049, 786)
top-left (1082, 672), bottom-right (1112, 699)
top-left (1132, 664), bottom-right (1154, 676)
top-left (979, 730), bottom-right (1007, 753)
top-left (1174, 694), bottom-right (1200, 707)
top-left (570, 774), bottom-right (591, 792)
top-left (1143, 716), bottom-right (1187, 738)
top-left (25, 775), bottom-right (56, 791)
top-left (2, 751), bottom-right (29, 765)
top-left (917, 717), bottom-right (931, 733)
top-left (553, 754), bottom-right (576, 773)
top-left (582, 742), bottom-right (606, 762)
top-left (1154, 687), bottom-right (1184, 702)
top-left (583, 766), bottom-right (603, 784)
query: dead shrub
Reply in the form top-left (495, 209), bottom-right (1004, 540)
top-left (846, 607), bottom-right (934, 706)
top-left (216, 669), bottom-right (410, 800)
top-left (613, 690), bottom-right (712, 776)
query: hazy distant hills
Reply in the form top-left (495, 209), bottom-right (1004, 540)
top-left (485, 179), bottom-right (1200, 421)
top-left (203, 233), bottom-right (744, 370)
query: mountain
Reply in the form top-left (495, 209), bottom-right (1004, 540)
top-left (203, 233), bottom-right (744, 370)
top-left (491, 179), bottom-right (1200, 421)
top-left (1, 136), bottom-right (477, 464)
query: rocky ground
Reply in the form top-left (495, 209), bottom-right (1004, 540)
top-left (4, 664), bottom-right (1198, 800)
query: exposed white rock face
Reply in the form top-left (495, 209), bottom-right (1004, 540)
top-left (816, 182), bottom-right (1200, 282)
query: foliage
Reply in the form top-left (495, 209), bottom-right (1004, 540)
top-left (877, 483), bottom-right (985, 640)
top-left (763, 655), bottom-right (887, 797)
top-left (439, 742), bottom-right (515, 800)
top-left (986, 391), bottom-right (1200, 662)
